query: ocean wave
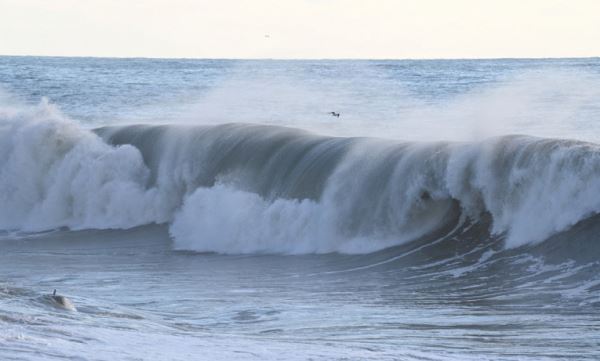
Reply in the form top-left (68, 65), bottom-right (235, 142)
top-left (2, 100), bottom-right (600, 254)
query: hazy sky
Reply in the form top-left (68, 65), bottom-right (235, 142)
top-left (1, 0), bottom-right (599, 59)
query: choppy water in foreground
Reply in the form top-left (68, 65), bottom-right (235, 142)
top-left (2, 221), bottom-right (599, 360)
top-left (1, 56), bottom-right (600, 360)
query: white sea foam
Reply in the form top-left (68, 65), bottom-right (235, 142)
top-left (0, 100), bottom-right (168, 231)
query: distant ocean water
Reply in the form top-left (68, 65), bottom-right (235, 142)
top-left (1, 56), bottom-right (599, 360)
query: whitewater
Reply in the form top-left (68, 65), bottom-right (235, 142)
top-left (1, 56), bottom-right (600, 360)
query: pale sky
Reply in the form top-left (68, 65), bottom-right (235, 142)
top-left (0, 0), bottom-right (599, 59)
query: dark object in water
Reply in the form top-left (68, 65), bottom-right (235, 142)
top-left (51, 289), bottom-right (77, 311)
top-left (329, 112), bottom-right (340, 117)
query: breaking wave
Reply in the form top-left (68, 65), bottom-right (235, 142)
top-left (2, 100), bottom-right (600, 254)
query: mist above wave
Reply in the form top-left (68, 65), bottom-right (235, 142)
top-left (111, 66), bottom-right (600, 144)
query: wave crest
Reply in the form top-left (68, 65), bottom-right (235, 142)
top-left (2, 100), bottom-right (600, 253)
